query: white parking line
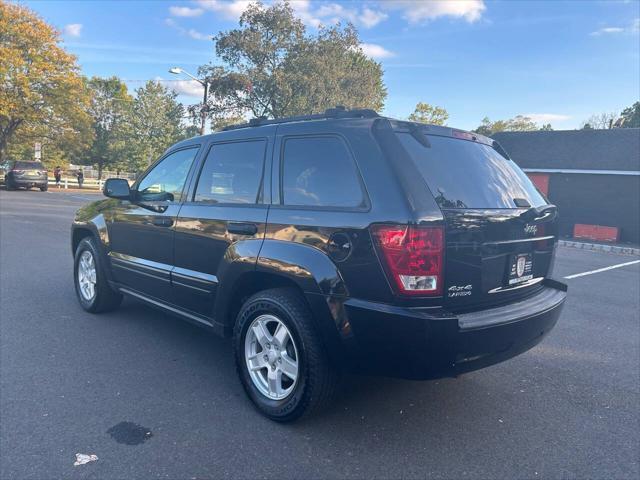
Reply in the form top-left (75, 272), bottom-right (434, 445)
top-left (564, 260), bottom-right (640, 279)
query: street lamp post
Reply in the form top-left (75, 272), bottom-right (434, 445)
top-left (169, 67), bottom-right (208, 136)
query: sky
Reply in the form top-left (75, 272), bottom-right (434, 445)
top-left (25, 0), bottom-right (640, 131)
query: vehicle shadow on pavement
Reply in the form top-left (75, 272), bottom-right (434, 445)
top-left (113, 297), bottom-right (497, 428)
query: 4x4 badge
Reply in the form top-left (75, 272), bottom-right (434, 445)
top-left (448, 284), bottom-right (473, 297)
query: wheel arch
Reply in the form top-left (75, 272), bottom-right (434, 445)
top-left (215, 240), bottom-right (350, 364)
top-left (71, 226), bottom-right (96, 255)
top-left (71, 219), bottom-right (115, 283)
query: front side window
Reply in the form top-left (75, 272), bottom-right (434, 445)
top-left (194, 140), bottom-right (266, 204)
top-left (137, 147), bottom-right (199, 202)
top-left (282, 136), bottom-right (365, 208)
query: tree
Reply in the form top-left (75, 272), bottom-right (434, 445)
top-left (122, 81), bottom-right (186, 172)
top-left (620, 101), bottom-right (640, 128)
top-left (540, 123), bottom-right (553, 131)
top-left (408, 102), bottom-right (449, 125)
top-left (0, 2), bottom-right (92, 164)
top-left (86, 77), bottom-right (133, 178)
top-left (197, 2), bottom-right (386, 120)
top-left (580, 112), bottom-right (618, 130)
top-left (474, 115), bottom-right (538, 136)
top-left (211, 115), bottom-right (245, 131)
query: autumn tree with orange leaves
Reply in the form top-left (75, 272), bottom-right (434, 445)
top-left (0, 1), bottom-right (92, 163)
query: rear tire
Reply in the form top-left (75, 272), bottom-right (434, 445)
top-left (233, 288), bottom-right (339, 422)
top-left (74, 237), bottom-right (122, 313)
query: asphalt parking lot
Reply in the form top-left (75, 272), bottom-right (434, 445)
top-left (1, 189), bottom-right (639, 480)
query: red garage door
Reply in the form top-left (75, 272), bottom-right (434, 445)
top-left (526, 173), bottom-right (549, 196)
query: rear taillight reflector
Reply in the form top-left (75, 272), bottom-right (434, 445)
top-left (371, 224), bottom-right (444, 296)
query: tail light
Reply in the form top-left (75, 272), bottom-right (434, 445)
top-left (371, 224), bottom-right (444, 296)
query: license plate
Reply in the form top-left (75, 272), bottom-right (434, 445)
top-left (508, 253), bottom-right (533, 285)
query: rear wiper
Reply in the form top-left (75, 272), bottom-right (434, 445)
top-left (519, 204), bottom-right (557, 222)
top-left (408, 123), bottom-right (431, 148)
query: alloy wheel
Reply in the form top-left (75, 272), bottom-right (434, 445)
top-left (244, 314), bottom-right (299, 400)
top-left (77, 250), bottom-right (97, 301)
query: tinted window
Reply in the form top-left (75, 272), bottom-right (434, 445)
top-left (282, 137), bottom-right (364, 208)
top-left (194, 140), bottom-right (266, 204)
top-left (137, 147), bottom-right (198, 202)
top-left (14, 161), bottom-right (45, 170)
top-left (396, 133), bottom-right (547, 209)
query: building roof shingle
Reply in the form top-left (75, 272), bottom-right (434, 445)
top-left (492, 128), bottom-right (640, 171)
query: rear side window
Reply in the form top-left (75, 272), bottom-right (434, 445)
top-left (282, 136), bottom-right (365, 208)
top-left (396, 133), bottom-right (547, 209)
top-left (194, 140), bottom-right (266, 204)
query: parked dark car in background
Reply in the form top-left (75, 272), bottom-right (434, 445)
top-left (70, 108), bottom-right (567, 422)
top-left (1, 160), bottom-right (48, 191)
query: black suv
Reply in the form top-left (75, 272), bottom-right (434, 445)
top-left (2, 160), bottom-right (48, 191)
top-left (71, 108), bottom-right (567, 422)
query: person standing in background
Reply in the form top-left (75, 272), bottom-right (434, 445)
top-left (76, 170), bottom-right (84, 189)
top-left (53, 166), bottom-right (62, 188)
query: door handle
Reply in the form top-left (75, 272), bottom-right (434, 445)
top-left (152, 217), bottom-right (174, 227)
top-left (227, 222), bottom-right (258, 235)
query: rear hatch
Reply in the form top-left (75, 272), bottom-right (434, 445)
top-left (12, 161), bottom-right (47, 178)
top-left (395, 127), bottom-right (558, 311)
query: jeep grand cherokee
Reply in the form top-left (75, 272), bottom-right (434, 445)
top-left (71, 107), bottom-right (567, 422)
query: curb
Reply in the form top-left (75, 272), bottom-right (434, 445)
top-left (559, 240), bottom-right (640, 256)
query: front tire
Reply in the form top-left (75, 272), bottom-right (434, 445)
top-left (40, 185), bottom-right (48, 191)
top-left (74, 237), bottom-right (122, 313)
top-left (233, 288), bottom-right (339, 422)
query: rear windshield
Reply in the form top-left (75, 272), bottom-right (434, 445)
top-left (14, 161), bottom-right (45, 170)
top-left (396, 133), bottom-right (547, 209)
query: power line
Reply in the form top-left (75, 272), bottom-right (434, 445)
top-left (122, 79), bottom-right (200, 83)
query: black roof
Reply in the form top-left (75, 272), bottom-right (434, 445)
top-left (493, 128), bottom-right (640, 171)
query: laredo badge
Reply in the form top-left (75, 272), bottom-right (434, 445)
top-left (448, 284), bottom-right (473, 297)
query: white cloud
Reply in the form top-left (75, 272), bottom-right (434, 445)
top-left (165, 18), bottom-right (212, 41)
top-left (590, 26), bottom-right (624, 36)
top-left (63, 23), bottom-right (83, 37)
top-left (360, 8), bottom-right (388, 28)
top-left (590, 18), bottom-right (640, 36)
top-left (291, 0), bottom-right (388, 29)
top-left (189, 0), bottom-right (488, 30)
top-left (169, 6), bottom-right (204, 17)
top-left (379, 0), bottom-right (486, 24)
top-left (521, 113), bottom-right (571, 123)
top-left (157, 78), bottom-right (204, 98)
top-left (290, 0), bottom-right (322, 28)
top-left (359, 43), bottom-right (395, 59)
top-left (196, 0), bottom-right (253, 21)
top-left (187, 29), bottom-right (213, 40)
top-left (193, 0), bottom-right (386, 29)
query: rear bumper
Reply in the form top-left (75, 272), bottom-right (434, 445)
top-left (9, 177), bottom-right (47, 187)
top-left (340, 279), bottom-right (567, 379)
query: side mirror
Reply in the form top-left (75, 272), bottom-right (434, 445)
top-left (103, 178), bottom-right (131, 199)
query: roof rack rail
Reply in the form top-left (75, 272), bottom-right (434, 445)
top-left (221, 106), bottom-right (379, 131)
